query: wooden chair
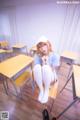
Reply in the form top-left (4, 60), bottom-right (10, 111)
top-left (29, 45), bottom-right (37, 56)
top-left (12, 43), bottom-right (28, 55)
top-left (0, 40), bottom-right (9, 49)
top-left (0, 40), bottom-right (13, 59)
top-left (44, 81), bottom-right (59, 113)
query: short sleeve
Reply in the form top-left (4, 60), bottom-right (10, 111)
top-left (34, 54), bottom-right (42, 65)
top-left (50, 53), bottom-right (60, 67)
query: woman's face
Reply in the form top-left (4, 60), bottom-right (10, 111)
top-left (39, 44), bottom-right (48, 55)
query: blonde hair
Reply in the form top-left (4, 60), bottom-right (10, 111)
top-left (36, 41), bottom-right (53, 56)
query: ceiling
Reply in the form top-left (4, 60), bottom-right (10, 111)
top-left (0, 0), bottom-right (55, 7)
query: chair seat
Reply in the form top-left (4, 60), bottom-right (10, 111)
top-left (14, 71), bottom-right (31, 87)
top-left (49, 81), bottom-right (58, 99)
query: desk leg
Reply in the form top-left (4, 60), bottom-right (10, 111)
top-left (5, 78), bottom-right (9, 90)
top-left (56, 98), bottom-right (78, 119)
top-left (10, 80), bottom-right (19, 96)
top-left (0, 75), bottom-right (8, 95)
top-left (52, 98), bottom-right (79, 120)
top-left (58, 74), bottom-right (72, 95)
top-left (67, 64), bottom-right (73, 80)
top-left (31, 63), bottom-right (35, 93)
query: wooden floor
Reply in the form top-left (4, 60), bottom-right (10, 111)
top-left (0, 61), bottom-right (80, 120)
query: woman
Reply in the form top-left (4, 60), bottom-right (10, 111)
top-left (33, 37), bottom-right (60, 103)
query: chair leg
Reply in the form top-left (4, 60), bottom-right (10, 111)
top-left (3, 80), bottom-right (8, 95)
top-left (10, 80), bottom-right (19, 96)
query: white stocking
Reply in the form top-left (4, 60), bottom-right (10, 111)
top-left (42, 65), bottom-right (54, 103)
top-left (53, 69), bottom-right (57, 82)
top-left (33, 64), bottom-right (44, 102)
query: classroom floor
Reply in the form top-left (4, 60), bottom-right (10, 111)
top-left (0, 60), bottom-right (80, 120)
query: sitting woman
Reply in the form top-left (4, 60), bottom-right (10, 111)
top-left (33, 37), bottom-right (60, 103)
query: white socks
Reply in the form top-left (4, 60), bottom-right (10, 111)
top-left (53, 70), bottom-right (58, 82)
top-left (41, 90), bottom-right (49, 103)
top-left (38, 89), bottom-right (49, 103)
top-left (38, 89), bottom-right (44, 102)
top-left (33, 64), bottom-right (57, 104)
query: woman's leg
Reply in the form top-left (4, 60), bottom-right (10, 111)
top-left (33, 64), bottom-right (44, 102)
top-left (42, 65), bottom-right (54, 103)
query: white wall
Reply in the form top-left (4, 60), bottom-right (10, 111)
top-left (0, 1), bottom-right (80, 54)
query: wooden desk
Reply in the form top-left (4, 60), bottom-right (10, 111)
top-left (12, 44), bottom-right (27, 54)
top-left (61, 51), bottom-right (80, 79)
top-left (53, 65), bottom-right (80, 120)
top-left (61, 51), bottom-right (79, 64)
top-left (0, 54), bottom-right (33, 94)
top-left (13, 44), bottom-right (26, 48)
top-left (73, 65), bottom-right (80, 97)
top-left (30, 45), bottom-right (37, 52)
top-left (0, 49), bottom-right (6, 53)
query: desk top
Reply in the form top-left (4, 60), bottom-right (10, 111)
top-left (61, 51), bottom-right (79, 61)
top-left (0, 54), bottom-right (33, 78)
top-left (12, 44), bottom-right (26, 49)
top-left (5, 49), bottom-right (13, 53)
top-left (73, 65), bottom-right (80, 97)
top-left (0, 49), bottom-right (6, 53)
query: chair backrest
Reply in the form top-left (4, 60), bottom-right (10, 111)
top-left (49, 81), bottom-right (58, 99)
top-left (0, 40), bottom-right (9, 50)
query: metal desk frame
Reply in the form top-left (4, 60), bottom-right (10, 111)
top-left (52, 65), bottom-right (80, 120)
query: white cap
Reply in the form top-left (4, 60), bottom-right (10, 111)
top-left (38, 36), bottom-right (48, 43)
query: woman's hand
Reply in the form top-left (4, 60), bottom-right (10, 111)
top-left (42, 56), bottom-right (48, 65)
